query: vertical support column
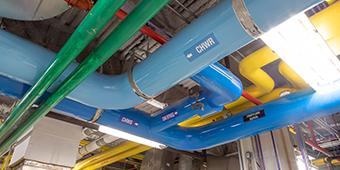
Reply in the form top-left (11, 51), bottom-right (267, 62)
top-left (179, 155), bottom-right (193, 170)
top-left (239, 137), bottom-right (260, 170)
top-left (295, 125), bottom-right (312, 170)
top-left (258, 129), bottom-right (299, 170)
top-left (239, 128), bottom-right (299, 170)
top-left (140, 149), bottom-right (176, 170)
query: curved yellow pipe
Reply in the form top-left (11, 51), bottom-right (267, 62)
top-left (226, 46), bottom-right (279, 109)
top-left (73, 141), bottom-right (140, 170)
top-left (83, 145), bottom-right (150, 170)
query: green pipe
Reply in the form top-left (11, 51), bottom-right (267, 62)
top-left (0, 0), bottom-right (126, 141)
top-left (0, 0), bottom-right (169, 155)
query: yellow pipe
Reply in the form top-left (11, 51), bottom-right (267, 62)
top-left (278, 62), bottom-right (309, 89)
top-left (79, 140), bottom-right (90, 146)
top-left (226, 46), bottom-right (279, 109)
top-left (1, 153), bottom-right (11, 170)
top-left (312, 158), bottom-right (340, 167)
top-left (130, 154), bottom-right (145, 161)
top-left (180, 2), bottom-right (340, 127)
top-left (73, 141), bottom-right (140, 170)
top-left (83, 145), bottom-right (150, 170)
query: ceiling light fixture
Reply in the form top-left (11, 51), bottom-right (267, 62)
top-left (98, 125), bottom-right (167, 149)
top-left (261, 13), bottom-right (340, 93)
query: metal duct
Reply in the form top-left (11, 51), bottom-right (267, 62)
top-left (0, 0), bottom-right (69, 20)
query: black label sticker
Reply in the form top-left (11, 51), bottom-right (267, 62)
top-left (243, 110), bottom-right (265, 122)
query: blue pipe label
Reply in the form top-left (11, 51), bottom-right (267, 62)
top-left (243, 110), bottom-right (265, 122)
top-left (120, 116), bottom-right (139, 127)
top-left (184, 33), bottom-right (219, 61)
top-left (162, 111), bottom-right (178, 122)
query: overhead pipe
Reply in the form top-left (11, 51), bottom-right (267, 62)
top-left (179, 46), bottom-right (280, 127)
top-left (312, 157), bottom-right (340, 167)
top-left (74, 141), bottom-right (141, 170)
top-left (0, 0), bottom-right (321, 110)
top-left (305, 140), bottom-right (334, 157)
top-left (178, 88), bottom-right (295, 127)
top-left (228, 88), bottom-right (294, 114)
top-left (0, 0), bottom-right (126, 142)
top-left (115, 9), bottom-right (168, 45)
top-left (227, 46), bottom-right (279, 108)
top-left (151, 62), bottom-right (242, 132)
top-left (78, 134), bottom-right (119, 156)
top-left (0, 0), bottom-right (325, 151)
top-left (81, 145), bottom-right (150, 170)
top-left (1, 50), bottom-right (339, 151)
top-left (0, 0), bottom-right (170, 155)
top-left (278, 62), bottom-right (309, 89)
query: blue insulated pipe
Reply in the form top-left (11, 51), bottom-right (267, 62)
top-left (0, 0), bottom-right (322, 109)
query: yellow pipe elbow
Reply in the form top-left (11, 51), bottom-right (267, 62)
top-left (225, 46), bottom-right (279, 108)
top-left (239, 46), bottom-right (279, 93)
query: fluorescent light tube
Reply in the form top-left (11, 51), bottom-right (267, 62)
top-left (98, 125), bottom-right (167, 149)
top-left (261, 13), bottom-right (340, 93)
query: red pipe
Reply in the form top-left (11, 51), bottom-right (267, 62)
top-left (241, 91), bottom-right (263, 105)
top-left (115, 10), bottom-right (168, 44)
top-left (307, 121), bottom-right (318, 144)
top-left (305, 140), bottom-right (333, 157)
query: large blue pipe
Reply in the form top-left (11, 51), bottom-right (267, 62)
top-left (0, 0), bottom-right (325, 150)
top-left (0, 29), bottom-right (242, 109)
top-left (0, 0), bottom-right (322, 110)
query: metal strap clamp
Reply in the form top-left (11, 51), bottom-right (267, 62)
top-left (128, 64), bottom-right (168, 109)
top-left (232, 0), bottom-right (263, 38)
